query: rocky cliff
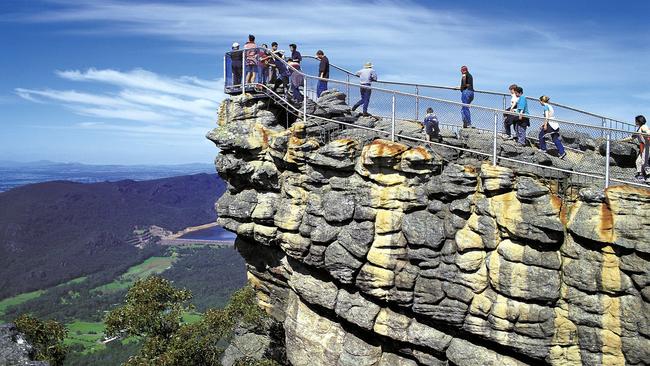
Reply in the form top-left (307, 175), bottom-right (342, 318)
top-left (0, 324), bottom-right (48, 366)
top-left (207, 92), bottom-right (650, 366)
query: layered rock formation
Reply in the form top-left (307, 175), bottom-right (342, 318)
top-left (208, 92), bottom-right (650, 366)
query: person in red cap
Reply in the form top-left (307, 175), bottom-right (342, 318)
top-left (459, 65), bottom-right (474, 128)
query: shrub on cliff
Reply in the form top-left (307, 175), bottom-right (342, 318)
top-left (14, 314), bottom-right (68, 366)
top-left (105, 276), bottom-right (273, 366)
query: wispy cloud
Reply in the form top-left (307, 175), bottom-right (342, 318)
top-left (16, 68), bottom-right (224, 126)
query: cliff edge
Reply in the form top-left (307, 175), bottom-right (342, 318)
top-left (207, 92), bottom-right (650, 366)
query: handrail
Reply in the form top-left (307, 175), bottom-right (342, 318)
top-left (263, 50), bottom-right (642, 137)
top-left (251, 82), bottom-right (649, 190)
top-left (300, 55), bottom-right (634, 129)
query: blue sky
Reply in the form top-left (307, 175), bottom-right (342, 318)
top-left (1, 0), bottom-right (648, 164)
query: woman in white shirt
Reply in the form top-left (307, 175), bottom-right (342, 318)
top-left (538, 95), bottom-right (566, 159)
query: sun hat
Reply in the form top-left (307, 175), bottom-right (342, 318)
top-left (364, 62), bottom-right (373, 68)
top-left (232, 42), bottom-right (240, 48)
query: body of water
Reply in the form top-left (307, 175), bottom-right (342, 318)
top-left (179, 226), bottom-right (237, 241)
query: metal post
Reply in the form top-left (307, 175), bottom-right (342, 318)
top-left (223, 54), bottom-right (227, 90)
top-left (492, 112), bottom-right (498, 166)
top-left (346, 75), bottom-right (350, 105)
top-left (241, 50), bottom-right (245, 96)
top-left (604, 129), bottom-right (611, 189)
top-left (303, 76), bottom-right (307, 121)
top-left (601, 117), bottom-right (607, 138)
top-left (391, 93), bottom-right (396, 142)
top-left (415, 86), bottom-right (420, 121)
top-left (502, 95), bottom-right (507, 110)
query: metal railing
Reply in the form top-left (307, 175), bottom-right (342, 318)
top-left (298, 55), bottom-right (636, 133)
top-left (223, 49), bottom-right (649, 190)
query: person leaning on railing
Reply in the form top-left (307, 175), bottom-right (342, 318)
top-left (538, 95), bottom-right (567, 159)
top-left (621, 115), bottom-right (650, 182)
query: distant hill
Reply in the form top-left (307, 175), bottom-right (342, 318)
top-left (0, 173), bottom-right (226, 298)
top-left (0, 160), bottom-right (215, 192)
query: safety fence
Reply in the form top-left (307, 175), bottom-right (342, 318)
top-left (223, 49), bottom-right (649, 190)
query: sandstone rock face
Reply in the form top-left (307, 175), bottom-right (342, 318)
top-left (209, 95), bottom-right (650, 366)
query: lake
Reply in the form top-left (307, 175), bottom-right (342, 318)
top-left (179, 225), bottom-right (237, 241)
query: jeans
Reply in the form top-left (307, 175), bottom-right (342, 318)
top-left (273, 76), bottom-right (289, 93)
top-left (257, 64), bottom-right (266, 83)
top-left (317, 80), bottom-right (328, 98)
top-left (232, 66), bottom-right (242, 86)
top-left (291, 84), bottom-right (303, 102)
top-left (515, 124), bottom-right (527, 145)
top-left (503, 114), bottom-right (517, 136)
top-left (538, 125), bottom-right (565, 155)
top-left (353, 86), bottom-right (372, 113)
top-left (461, 89), bottom-right (474, 127)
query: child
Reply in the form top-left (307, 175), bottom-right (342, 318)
top-left (538, 96), bottom-right (566, 159)
top-left (503, 84), bottom-right (518, 138)
top-left (423, 107), bottom-right (440, 142)
top-left (514, 86), bottom-right (529, 146)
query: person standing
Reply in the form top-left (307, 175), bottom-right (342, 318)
top-left (272, 51), bottom-right (290, 97)
top-left (423, 107), bottom-right (440, 142)
top-left (289, 61), bottom-right (304, 103)
top-left (537, 96), bottom-right (566, 159)
top-left (244, 34), bottom-right (257, 84)
top-left (268, 42), bottom-right (280, 83)
top-left (230, 42), bottom-right (243, 86)
top-left (258, 43), bottom-right (271, 84)
top-left (316, 50), bottom-right (330, 97)
top-left (351, 62), bottom-right (378, 116)
top-left (460, 65), bottom-right (474, 128)
top-left (622, 115), bottom-right (650, 181)
top-left (514, 86), bottom-right (529, 146)
top-left (289, 43), bottom-right (302, 63)
top-left (503, 84), bottom-right (519, 138)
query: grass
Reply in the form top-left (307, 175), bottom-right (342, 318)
top-left (64, 320), bottom-right (107, 354)
top-left (0, 290), bottom-right (45, 322)
top-left (181, 311), bottom-right (203, 325)
top-left (92, 254), bottom-right (177, 294)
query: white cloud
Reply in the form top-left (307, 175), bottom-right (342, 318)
top-left (17, 0), bottom-right (649, 123)
top-left (16, 68), bottom-right (224, 127)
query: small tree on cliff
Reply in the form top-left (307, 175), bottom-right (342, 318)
top-left (105, 276), bottom-right (270, 366)
top-left (14, 314), bottom-right (68, 366)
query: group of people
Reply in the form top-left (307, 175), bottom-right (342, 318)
top-left (229, 35), bottom-right (331, 104)
top-left (228, 39), bottom-right (649, 182)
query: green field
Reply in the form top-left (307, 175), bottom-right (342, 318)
top-left (92, 255), bottom-right (177, 293)
top-left (0, 290), bottom-right (45, 322)
top-left (65, 321), bottom-right (107, 353)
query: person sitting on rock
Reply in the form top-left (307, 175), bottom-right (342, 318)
top-left (622, 115), bottom-right (650, 182)
top-left (351, 62), bottom-right (377, 116)
top-left (514, 86), bottom-right (530, 146)
top-left (503, 84), bottom-right (519, 139)
top-left (538, 95), bottom-right (566, 159)
top-left (423, 107), bottom-right (441, 142)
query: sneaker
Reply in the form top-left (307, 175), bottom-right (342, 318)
top-left (559, 152), bottom-right (567, 160)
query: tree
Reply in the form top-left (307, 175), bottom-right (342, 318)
top-left (14, 314), bottom-right (68, 366)
top-left (105, 276), bottom-right (273, 366)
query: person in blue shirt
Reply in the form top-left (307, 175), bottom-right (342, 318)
top-left (423, 107), bottom-right (440, 142)
top-left (514, 86), bottom-right (529, 146)
top-left (538, 95), bottom-right (566, 159)
top-left (289, 44), bottom-right (302, 63)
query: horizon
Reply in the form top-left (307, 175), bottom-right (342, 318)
top-left (2, 0), bottom-right (648, 164)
